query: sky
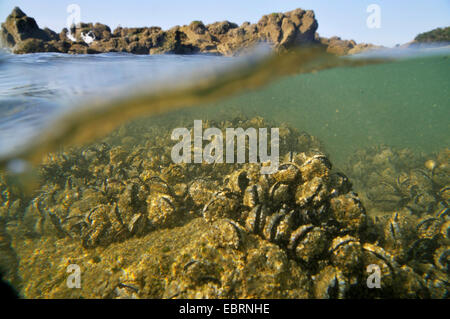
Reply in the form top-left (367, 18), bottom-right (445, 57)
top-left (0, 0), bottom-right (449, 47)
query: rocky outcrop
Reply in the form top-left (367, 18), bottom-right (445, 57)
top-left (0, 7), bottom-right (53, 49)
top-left (1, 6), bottom-right (380, 56)
top-left (319, 36), bottom-right (383, 56)
top-left (1, 7), bottom-right (321, 55)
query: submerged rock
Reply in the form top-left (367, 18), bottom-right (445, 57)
top-left (2, 115), bottom-right (447, 298)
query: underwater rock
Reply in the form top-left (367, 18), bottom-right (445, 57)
top-left (344, 145), bottom-right (449, 216)
top-left (18, 116), bottom-right (325, 248)
top-left (0, 218), bottom-right (20, 290)
top-left (2, 116), bottom-right (449, 298)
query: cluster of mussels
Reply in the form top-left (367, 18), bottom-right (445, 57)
top-left (11, 116), bottom-right (321, 246)
top-left (343, 145), bottom-right (449, 216)
top-left (343, 145), bottom-right (449, 297)
top-left (0, 116), bottom-right (448, 298)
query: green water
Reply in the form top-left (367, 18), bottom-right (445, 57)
top-left (195, 54), bottom-right (449, 165)
top-left (2, 51), bottom-right (449, 299)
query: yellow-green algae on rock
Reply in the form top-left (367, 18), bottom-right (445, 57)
top-left (1, 115), bottom-right (447, 299)
top-left (13, 218), bottom-right (312, 298)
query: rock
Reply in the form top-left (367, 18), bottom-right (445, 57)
top-left (188, 21), bottom-right (206, 35)
top-left (67, 42), bottom-right (100, 54)
top-left (320, 36), bottom-right (383, 56)
top-left (49, 40), bottom-right (71, 53)
top-left (13, 38), bottom-right (57, 54)
top-left (127, 41), bottom-right (149, 54)
top-left (91, 38), bottom-right (128, 53)
top-left (93, 23), bottom-right (111, 40)
top-left (178, 24), bottom-right (216, 53)
top-left (43, 27), bottom-right (58, 41)
top-left (207, 21), bottom-right (238, 35)
top-left (321, 36), bottom-right (355, 56)
top-left (348, 43), bottom-right (384, 55)
top-left (255, 9), bottom-right (318, 49)
top-left (0, 7), bottom-right (52, 50)
top-left (0, 219), bottom-right (20, 290)
top-left (0, 6), bottom-right (380, 56)
top-left (59, 28), bottom-right (69, 41)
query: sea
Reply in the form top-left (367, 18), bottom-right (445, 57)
top-left (0, 46), bottom-right (449, 298)
top-left (0, 47), bottom-right (448, 167)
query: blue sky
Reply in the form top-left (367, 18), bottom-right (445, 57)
top-left (1, 0), bottom-right (449, 47)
